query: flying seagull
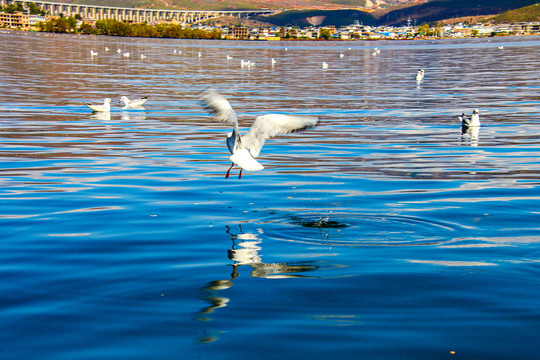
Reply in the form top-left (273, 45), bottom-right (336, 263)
top-left (459, 109), bottom-right (480, 128)
top-left (85, 98), bottom-right (111, 112)
top-left (200, 90), bottom-right (319, 179)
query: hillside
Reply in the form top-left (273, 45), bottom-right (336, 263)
top-left (491, 2), bottom-right (540, 23)
top-left (23, 0), bottom-right (540, 25)
top-left (377, 0), bottom-right (540, 25)
top-left (54, 0), bottom-right (406, 11)
top-left (67, 0), bottom-right (366, 10)
top-left (257, 9), bottom-right (378, 27)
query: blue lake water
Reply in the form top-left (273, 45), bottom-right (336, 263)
top-left (1, 31), bottom-right (539, 359)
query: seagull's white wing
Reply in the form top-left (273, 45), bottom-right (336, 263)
top-left (200, 90), bottom-right (238, 124)
top-left (230, 148), bottom-right (264, 171)
top-left (130, 96), bottom-right (148, 107)
top-left (242, 114), bottom-right (318, 158)
top-left (85, 103), bottom-right (99, 111)
top-left (85, 103), bottom-right (105, 112)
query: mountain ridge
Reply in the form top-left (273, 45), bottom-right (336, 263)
top-left (16, 0), bottom-right (540, 25)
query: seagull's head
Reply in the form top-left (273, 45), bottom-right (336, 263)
top-left (119, 96), bottom-right (128, 104)
top-left (105, 98), bottom-right (112, 104)
top-left (473, 109), bottom-right (479, 114)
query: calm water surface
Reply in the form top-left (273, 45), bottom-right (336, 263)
top-left (1, 31), bottom-right (539, 359)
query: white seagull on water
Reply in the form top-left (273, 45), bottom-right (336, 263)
top-left (459, 109), bottom-right (480, 127)
top-left (119, 96), bottom-right (149, 109)
top-left (416, 69), bottom-right (424, 82)
top-left (85, 98), bottom-right (112, 113)
top-left (200, 90), bottom-right (319, 179)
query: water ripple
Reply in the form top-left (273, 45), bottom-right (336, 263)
top-left (258, 211), bottom-right (463, 247)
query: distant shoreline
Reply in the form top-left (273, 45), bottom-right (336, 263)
top-left (2, 28), bottom-right (539, 42)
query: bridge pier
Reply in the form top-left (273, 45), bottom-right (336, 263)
top-left (3, 0), bottom-right (275, 25)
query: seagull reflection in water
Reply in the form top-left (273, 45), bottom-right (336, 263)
top-left (89, 112), bottom-right (111, 121)
top-left (121, 113), bottom-right (147, 121)
top-left (461, 125), bottom-right (480, 147)
top-left (195, 225), bottom-right (319, 329)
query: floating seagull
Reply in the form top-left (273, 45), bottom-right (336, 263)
top-left (498, 46), bottom-right (504, 50)
top-left (198, 52), bottom-right (202, 57)
top-left (200, 90), bottom-right (319, 178)
top-left (119, 96), bottom-right (148, 109)
top-left (140, 54), bottom-right (147, 59)
top-left (123, 52), bottom-right (130, 58)
top-left (459, 109), bottom-right (480, 127)
top-left (271, 58), bottom-right (276, 66)
top-left (241, 60), bottom-right (254, 68)
top-left (226, 55), bottom-right (233, 60)
top-left (85, 98), bottom-right (111, 113)
top-left (105, 47), bottom-right (109, 52)
top-left (340, 53), bottom-right (344, 58)
top-left (117, 49), bottom-right (122, 53)
top-left (416, 69), bottom-right (424, 82)
top-left (90, 50), bottom-right (98, 57)
top-left (322, 62), bottom-right (329, 69)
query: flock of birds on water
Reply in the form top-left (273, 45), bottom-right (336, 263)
top-left (84, 44), bottom-right (481, 179)
top-left (87, 45), bottom-right (391, 71)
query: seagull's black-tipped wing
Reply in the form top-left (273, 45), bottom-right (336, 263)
top-left (242, 114), bottom-right (319, 158)
top-left (200, 90), bottom-right (238, 125)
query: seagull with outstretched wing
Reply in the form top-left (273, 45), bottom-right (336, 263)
top-left (200, 90), bottom-right (319, 179)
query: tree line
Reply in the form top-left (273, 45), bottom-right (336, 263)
top-left (37, 17), bottom-right (222, 39)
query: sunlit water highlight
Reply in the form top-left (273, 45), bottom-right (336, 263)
top-left (1, 31), bottom-right (539, 359)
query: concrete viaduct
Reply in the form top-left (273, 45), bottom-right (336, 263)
top-left (1, 0), bottom-right (275, 24)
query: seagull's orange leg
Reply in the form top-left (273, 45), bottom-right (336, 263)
top-left (225, 163), bottom-right (234, 179)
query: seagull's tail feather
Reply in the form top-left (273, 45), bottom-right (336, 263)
top-left (230, 149), bottom-right (264, 171)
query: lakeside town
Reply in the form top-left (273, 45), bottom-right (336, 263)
top-left (1, 2), bottom-right (539, 40)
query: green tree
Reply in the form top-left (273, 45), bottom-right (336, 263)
top-left (319, 28), bottom-right (331, 40)
top-left (67, 16), bottom-right (77, 33)
top-left (417, 24), bottom-right (432, 36)
top-left (4, 4), bottom-right (18, 13)
top-left (79, 22), bottom-right (97, 35)
top-left (28, 2), bottom-right (41, 15)
top-left (54, 17), bottom-right (68, 33)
